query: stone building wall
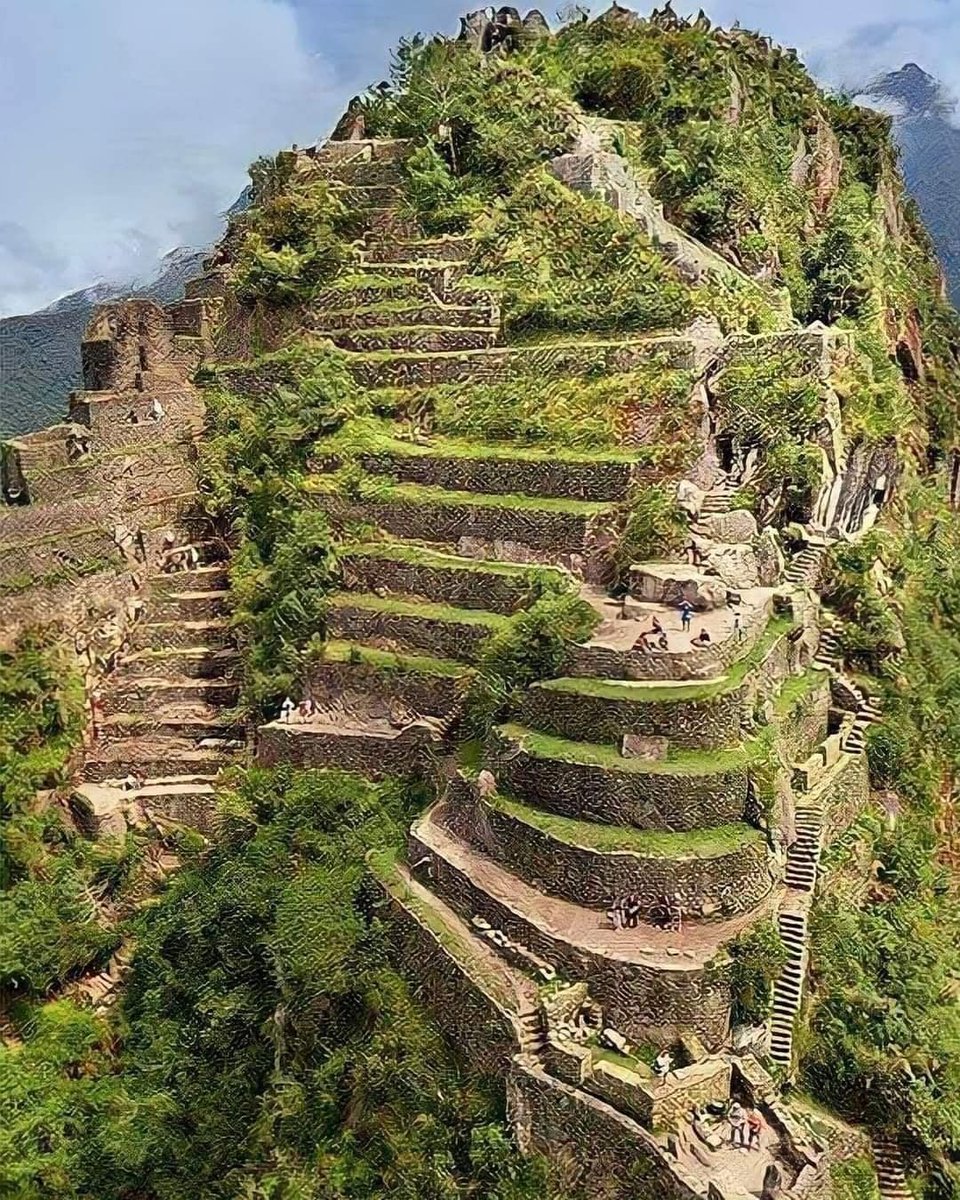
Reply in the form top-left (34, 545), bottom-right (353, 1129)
top-left (818, 752), bottom-right (870, 846)
top-left (326, 603), bottom-right (496, 663)
top-left (440, 793), bottom-right (773, 918)
top-left (486, 728), bottom-right (751, 831)
top-left (508, 1065), bottom-right (703, 1200)
top-left (776, 678), bottom-right (831, 764)
top-left (519, 682), bottom-right (745, 749)
top-left (409, 822), bottom-right (733, 1050)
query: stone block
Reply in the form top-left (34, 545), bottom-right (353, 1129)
top-left (698, 510), bottom-right (758, 544)
top-left (630, 565), bottom-right (728, 610)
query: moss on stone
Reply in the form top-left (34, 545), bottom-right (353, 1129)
top-left (327, 591), bottom-right (509, 629)
top-left (497, 722), bottom-right (751, 775)
top-left (489, 791), bottom-right (762, 859)
top-left (321, 639), bottom-right (472, 678)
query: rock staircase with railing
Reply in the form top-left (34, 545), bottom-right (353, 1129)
top-left (699, 473), bottom-right (739, 516)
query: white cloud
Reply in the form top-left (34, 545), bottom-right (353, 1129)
top-left (0, 0), bottom-right (339, 315)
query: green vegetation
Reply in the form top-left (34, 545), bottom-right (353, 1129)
top-left (727, 919), bottom-right (788, 1027)
top-left (830, 1158), bottom-right (882, 1200)
top-left (497, 723), bottom-right (750, 775)
top-left (491, 792), bottom-right (761, 859)
top-left (328, 590), bottom-right (510, 629)
top-left (321, 639), bottom-right (471, 678)
top-left (2, 767), bottom-right (552, 1198)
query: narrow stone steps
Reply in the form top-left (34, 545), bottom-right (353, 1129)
top-left (115, 647), bottom-right (241, 681)
top-left (768, 909), bottom-right (809, 1069)
top-left (150, 589), bottom-right (231, 621)
top-left (148, 563), bottom-right (229, 595)
top-left (872, 1138), bottom-right (911, 1200)
top-left (322, 158), bottom-right (404, 186)
top-left (83, 743), bottom-right (236, 783)
top-left (98, 709), bottom-right (242, 742)
top-left (361, 235), bottom-right (475, 263)
top-left (331, 183), bottom-right (404, 209)
top-left (129, 619), bottom-right (234, 651)
top-left (103, 678), bottom-right (240, 714)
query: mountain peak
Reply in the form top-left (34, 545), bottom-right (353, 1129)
top-left (862, 61), bottom-right (950, 119)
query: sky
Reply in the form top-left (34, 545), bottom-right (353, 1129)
top-left (0, 0), bottom-right (958, 317)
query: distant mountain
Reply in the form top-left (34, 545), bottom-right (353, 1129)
top-left (0, 247), bottom-right (207, 439)
top-left (858, 64), bottom-right (960, 307)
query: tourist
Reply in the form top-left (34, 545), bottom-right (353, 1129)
top-left (654, 1049), bottom-right (674, 1077)
top-left (297, 697), bottom-right (315, 723)
top-left (148, 397), bottom-right (166, 422)
top-left (625, 893), bottom-right (641, 929)
top-left (728, 1100), bottom-right (747, 1148)
top-left (679, 600), bottom-right (694, 632)
top-left (691, 628), bottom-right (712, 647)
top-left (747, 1107), bottom-right (764, 1150)
top-left (733, 609), bottom-right (745, 642)
top-left (608, 897), bottom-right (624, 931)
top-left (280, 697), bottom-right (296, 724)
top-left (658, 632), bottom-right (669, 651)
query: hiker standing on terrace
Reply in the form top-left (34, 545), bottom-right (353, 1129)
top-left (679, 600), bottom-right (694, 632)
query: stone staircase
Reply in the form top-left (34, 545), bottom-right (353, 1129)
top-left (872, 1136), bottom-right (911, 1200)
top-left (700, 473), bottom-right (739, 516)
top-left (768, 908), bottom-right (808, 1069)
top-left (784, 803), bottom-right (823, 891)
top-left (784, 544), bottom-right (827, 588)
top-left (79, 555), bottom-right (242, 832)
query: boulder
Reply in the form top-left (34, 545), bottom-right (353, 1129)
top-left (459, 10), bottom-right (493, 49)
top-left (542, 981), bottom-right (590, 1028)
top-left (70, 785), bottom-right (129, 839)
top-left (476, 769), bottom-right (497, 798)
top-left (697, 509), bottom-right (758, 545)
top-left (676, 478), bottom-right (706, 519)
top-left (697, 542), bottom-right (761, 590)
top-left (629, 564), bottom-right (727, 610)
top-left (621, 734), bottom-right (668, 761)
top-left (330, 97), bottom-right (366, 142)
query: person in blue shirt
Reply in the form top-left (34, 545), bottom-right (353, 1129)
top-left (679, 600), bottom-right (694, 632)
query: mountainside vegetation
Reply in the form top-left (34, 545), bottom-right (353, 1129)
top-left (5, 6), bottom-right (960, 1198)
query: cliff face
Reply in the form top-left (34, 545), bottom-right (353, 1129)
top-left (3, 7), bottom-right (960, 1200)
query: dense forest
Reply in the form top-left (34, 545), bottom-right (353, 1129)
top-left (4, 5), bottom-right (960, 1198)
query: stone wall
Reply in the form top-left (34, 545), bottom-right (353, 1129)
top-left (347, 450), bottom-right (634, 502)
top-left (346, 337), bottom-right (696, 390)
top-left (327, 603), bottom-right (497, 663)
top-left (486, 728), bottom-right (751, 832)
top-left (306, 659), bottom-right (468, 718)
top-left (519, 682), bottom-right (744, 750)
top-left (588, 1055), bottom-right (732, 1134)
top-left (817, 752), bottom-right (870, 846)
top-left (319, 495), bottom-right (597, 558)
top-left (441, 792), bottom-right (773, 919)
top-left (508, 1065), bottom-right (703, 1200)
top-left (409, 821), bottom-right (733, 1050)
top-left (776, 677), bottom-right (831, 764)
top-left (257, 722), bottom-right (436, 778)
top-left (376, 880), bottom-right (522, 1078)
top-left (340, 552), bottom-right (545, 616)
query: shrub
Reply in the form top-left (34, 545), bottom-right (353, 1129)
top-left (728, 919), bottom-right (788, 1027)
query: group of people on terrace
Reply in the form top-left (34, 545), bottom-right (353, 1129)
top-left (608, 891), bottom-right (685, 933)
top-left (626, 599), bottom-right (745, 654)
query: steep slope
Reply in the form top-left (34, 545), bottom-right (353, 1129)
top-left (4, 6), bottom-right (960, 1200)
